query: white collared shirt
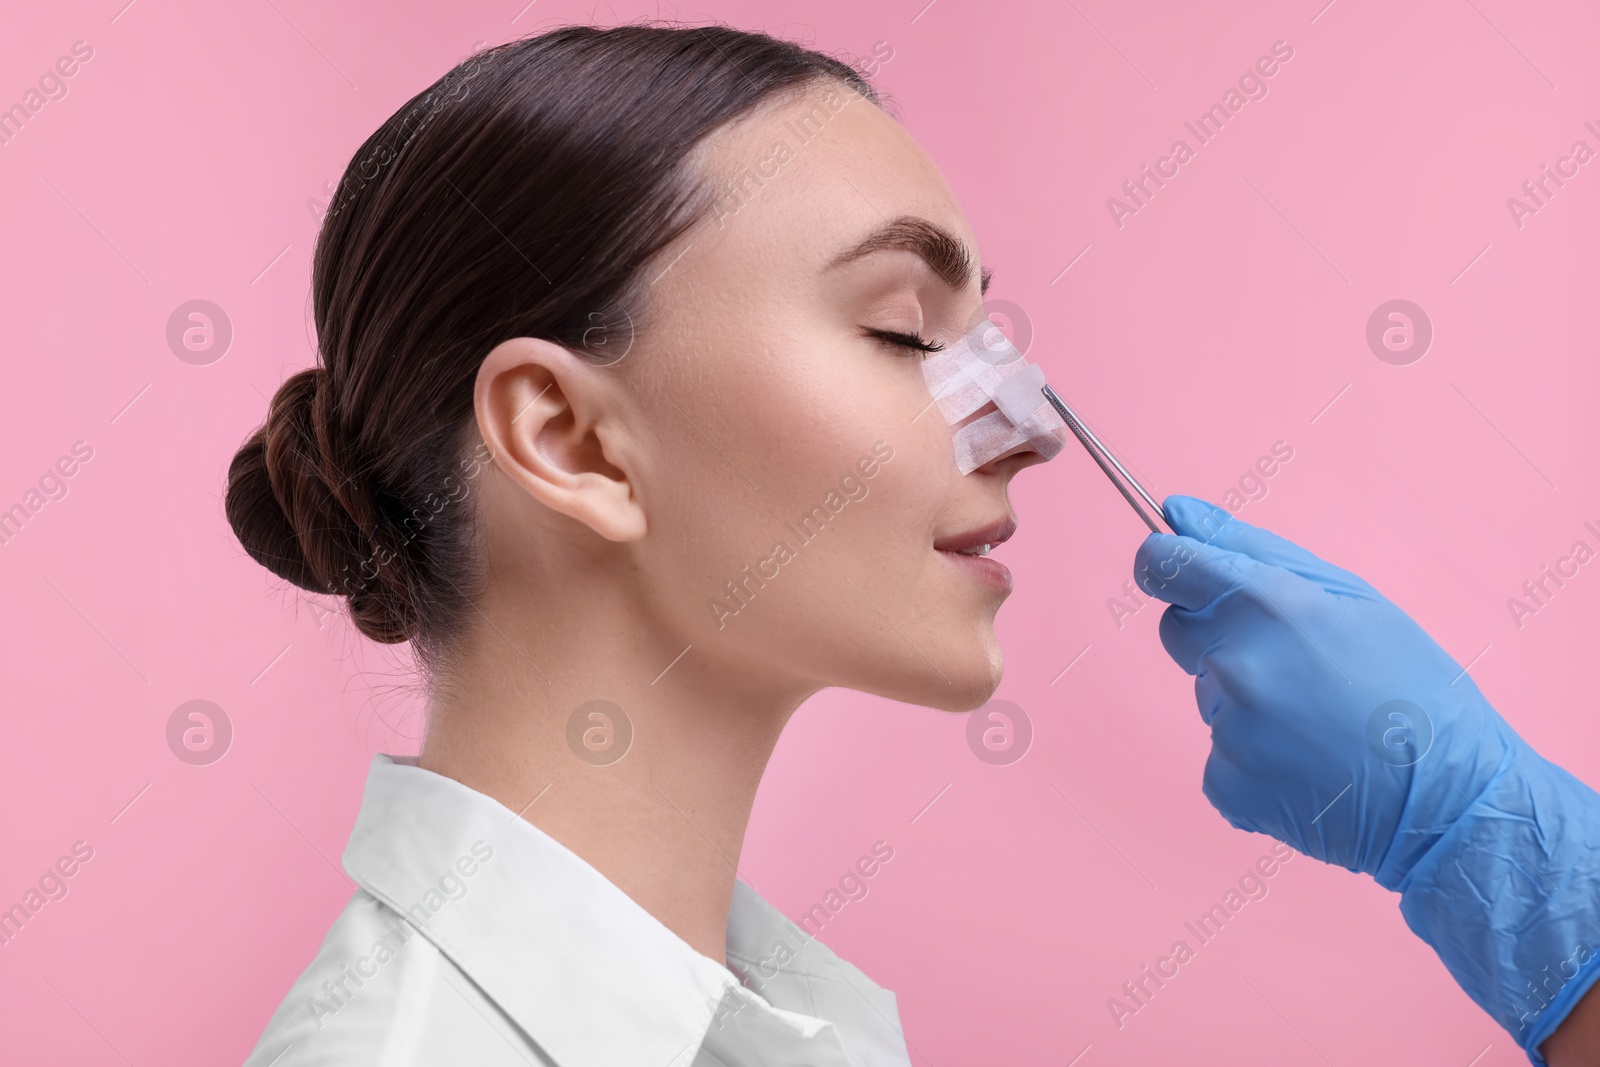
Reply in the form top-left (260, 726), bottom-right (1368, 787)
top-left (243, 755), bottom-right (914, 1067)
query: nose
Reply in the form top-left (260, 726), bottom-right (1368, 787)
top-left (974, 435), bottom-right (1055, 477)
top-left (949, 401), bottom-right (1064, 477)
top-left (947, 395), bottom-right (1075, 473)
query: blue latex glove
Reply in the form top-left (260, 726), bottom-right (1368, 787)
top-left (1133, 495), bottom-right (1600, 1063)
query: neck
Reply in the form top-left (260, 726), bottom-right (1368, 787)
top-left (417, 575), bottom-right (809, 966)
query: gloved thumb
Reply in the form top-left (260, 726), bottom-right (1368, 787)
top-left (1133, 531), bottom-right (1262, 612)
top-left (1162, 495), bottom-right (1377, 600)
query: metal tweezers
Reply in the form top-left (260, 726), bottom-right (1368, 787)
top-left (1041, 384), bottom-right (1174, 535)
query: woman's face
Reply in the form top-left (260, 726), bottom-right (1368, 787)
top-left (621, 79), bottom-right (1050, 713)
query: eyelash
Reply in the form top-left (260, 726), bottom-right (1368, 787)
top-left (863, 327), bottom-right (947, 354)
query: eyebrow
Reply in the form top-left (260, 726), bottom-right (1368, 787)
top-left (825, 214), bottom-right (992, 296)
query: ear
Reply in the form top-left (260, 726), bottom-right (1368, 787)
top-left (474, 336), bottom-right (645, 542)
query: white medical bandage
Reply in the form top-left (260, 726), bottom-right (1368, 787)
top-left (918, 317), bottom-right (1069, 474)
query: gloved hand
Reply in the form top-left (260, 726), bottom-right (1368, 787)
top-left (1133, 495), bottom-right (1600, 1064)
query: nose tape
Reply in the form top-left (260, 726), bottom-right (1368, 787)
top-left (919, 317), bottom-right (1068, 474)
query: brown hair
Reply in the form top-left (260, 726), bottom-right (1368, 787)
top-left (225, 24), bottom-right (882, 670)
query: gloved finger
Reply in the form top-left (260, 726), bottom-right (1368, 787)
top-left (1157, 603), bottom-right (1210, 677)
top-left (1162, 495), bottom-right (1378, 600)
top-left (1194, 667), bottom-right (1225, 727)
top-left (1156, 574), bottom-right (1296, 682)
top-left (1203, 705), bottom-right (1378, 869)
top-left (1199, 743), bottom-right (1269, 837)
top-left (1151, 553), bottom-right (1304, 675)
top-left (1133, 531), bottom-right (1259, 611)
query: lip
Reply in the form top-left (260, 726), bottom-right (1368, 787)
top-left (934, 515), bottom-right (1017, 592)
top-left (933, 515), bottom-right (1017, 554)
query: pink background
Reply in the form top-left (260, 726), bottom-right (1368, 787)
top-left (2, 0), bottom-right (1597, 1063)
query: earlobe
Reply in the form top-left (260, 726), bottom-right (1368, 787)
top-left (473, 337), bottom-right (646, 542)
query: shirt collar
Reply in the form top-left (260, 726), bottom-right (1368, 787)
top-left (340, 754), bottom-right (906, 1067)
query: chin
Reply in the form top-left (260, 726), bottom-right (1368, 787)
top-left (924, 643), bottom-right (1005, 713)
top-left (837, 624), bottom-right (1004, 712)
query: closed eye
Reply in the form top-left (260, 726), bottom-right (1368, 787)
top-left (862, 327), bottom-right (947, 354)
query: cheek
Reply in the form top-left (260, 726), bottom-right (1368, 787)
top-left (636, 322), bottom-right (966, 654)
top-left (773, 390), bottom-right (954, 601)
top-left (794, 368), bottom-right (955, 527)
top-left (733, 348), bottom-right (943, 522)
top-left (640, 363), bottom-right (868, 594)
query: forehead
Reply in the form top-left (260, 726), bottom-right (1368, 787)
top-left (685, 81), bottom-right (980, 293)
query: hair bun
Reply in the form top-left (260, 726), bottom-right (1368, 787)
top-left (225, 367), bottom-right (414, 642)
